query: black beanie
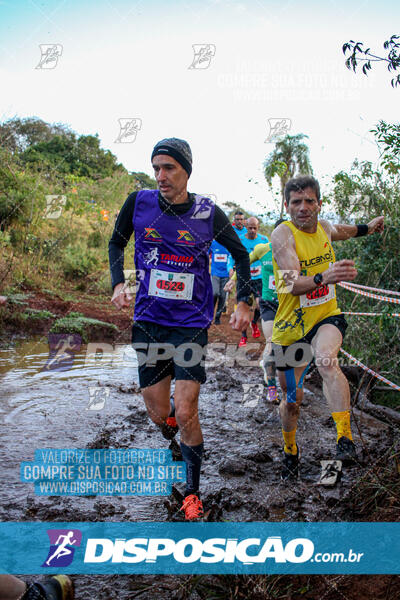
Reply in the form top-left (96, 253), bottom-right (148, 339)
top-left (151, 137), bottom-right (192, 177)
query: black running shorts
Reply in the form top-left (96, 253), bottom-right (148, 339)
top-left (259, 297), bottom-right (279, 322)
top-left (272, 314), bottom-right (348, 372)
top-left (132, 321), bottom-right (208, 388)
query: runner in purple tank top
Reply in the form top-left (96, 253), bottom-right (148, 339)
top-left (109, 138), bottom-right (252, 520)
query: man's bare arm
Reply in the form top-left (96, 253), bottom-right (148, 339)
top-left (322, 216), bottom-right (384, 242)
top-left (271, 225), bottom-right (358, 296)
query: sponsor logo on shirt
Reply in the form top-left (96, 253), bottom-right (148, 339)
top-left (300, 250), bottom-right (332, 269)
top-left (160, 253), bottom-right (194, 266)
top-left (177, 230), bottom-right (196, 245)
top-left (144, 227), bottom-right (163, 242)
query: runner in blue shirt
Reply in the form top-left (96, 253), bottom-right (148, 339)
top-left (210, 240), bottom-right (230, 324)
top-left (232, 210), bottom-right (247, 239)
top-left (228, 217), bottom-right (268, 346)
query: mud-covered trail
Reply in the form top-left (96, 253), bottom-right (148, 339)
top-left (1, 321), bottom-right (398, 599)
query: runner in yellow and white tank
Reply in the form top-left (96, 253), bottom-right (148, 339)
top-left (270, 176), bottom-right (384, 480)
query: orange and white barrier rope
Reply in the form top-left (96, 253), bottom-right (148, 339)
top-left (338, 282), bottom-right (400, 305)
top-left (343, 311), bottom-right (400, 317)
top-left (339, 348), bottom-right (400, 392)
top-left (341, 281), bottom-right (400, 297)
top-left (337, 282), bottom-right (400, 390)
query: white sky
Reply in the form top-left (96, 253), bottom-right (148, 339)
top-left (0, 0), bottom-right (399, 216)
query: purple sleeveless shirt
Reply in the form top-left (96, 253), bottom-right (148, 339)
top-left (133, 190), bottom-right (215, 328)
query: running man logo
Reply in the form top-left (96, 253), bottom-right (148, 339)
top-left (191, 196), bottom-right (213, 219)
top-left (265, 118), bottom-right (292, 143)
top-left (124, 269), bottom-right (145, 293)
top-left (41, 334), bottom-right (82, 372)
top-left (144, 228), bottom-right (163, 242)
top-left (143, 248), bottom-right (159, 266)
top-left (114, 118), bottom-right (142, 143)
top-left (276, 269), bottom-right (299, 294)
top-left (44, 195), bottom-right (66, 219)
top-left (242, 383), bottom-right (264, 408)
top-left (35, 44), bottom-right (63, 69)
top-left (87, 386), bottom-right (110, 411)
top-left (42, 529), bottom-right (82, 568)
top-left (188, 44), bottom-right (216, 69)
top-left (177, 230), bottom-right (196, 245)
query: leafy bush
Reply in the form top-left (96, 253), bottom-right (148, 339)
top-left (62, 246), bottom-right (99, 279)
top-left (87, 230), bottom-right (103, 248)
top-left (50, 314), bottom-right (118, 343)
top-left (331, 147), bottom-right (400, 397)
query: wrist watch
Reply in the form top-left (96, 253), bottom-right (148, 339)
top-left (313, 273), bottom-right (323, 287)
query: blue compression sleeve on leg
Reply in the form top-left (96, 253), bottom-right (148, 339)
top-left (284, 368), bottom-right (297, 403)
top-left (298, 361), bottom-right (312, 389)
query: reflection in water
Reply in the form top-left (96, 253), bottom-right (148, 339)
top-left (0, 337), bottom-right (161, 522)
top-left (0, 338), bottom-right (139, 422)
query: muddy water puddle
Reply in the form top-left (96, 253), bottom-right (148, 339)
top-left (0, 337), bottom-right (395, 598)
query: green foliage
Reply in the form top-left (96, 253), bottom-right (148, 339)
top-left (5, 293), bottom-right (31, 306)
top-left (0, 231), bottom-right (11, 248)
top-left (50, 314), bottom-right (118, 343)
top-left (62, 246), bottom-right (99, 279)
top-left (343, 35), bottom-right (400, 87)
top-left (0, 146), bottom-right (46, 227)
top-left (371, 120), bottom-right (400, 175)
top-left (264, 134), bottom-right (313, 217)
top-left (131, 171), bottom-right (157, 190)
top-left (87, 230), bottom-right (103, 248)
top-left (0, 117), bottom-right (69, 153)
top-left (20, 133), bottom-right (125, 180)
top-left (332, 160), bottom-right (398, 221)
top-left (21, 308), bottom-right (55, 321)
top-left (331, 150), bottom-right (400, 396)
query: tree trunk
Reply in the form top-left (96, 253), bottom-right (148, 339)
top-left (355, 381), bottom-right (400, 427)
top-left (279, 179), bottom-right (285, 218)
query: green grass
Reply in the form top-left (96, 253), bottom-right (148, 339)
top-left (50, 314), bottom-right (118, 342)
top-left (20, 308), bottom-right (56, 320)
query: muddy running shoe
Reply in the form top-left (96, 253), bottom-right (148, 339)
top-left (266, 385), bottom-right (278, 403)
top-left (160, 397), bottom-right (179, 440)
top-left (238, 336), bottom-right (247, 347)
top-left (160, 415), bottom-right (179, 440)
top-left (336, 436), bottom-right (357, 464)
top-left (251, 322), bottom-right (261, 338)
top-left (25, 576), bottom-right (74, 600)
top-left (180, 494), bottom-right (204, 521)
top-left (281, 449), bottom-right (299, 480)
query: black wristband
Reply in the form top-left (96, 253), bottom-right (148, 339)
top-left (237, 296), bottom-right (252, 306)
top-left (355, 224), bottom-right (368, 237)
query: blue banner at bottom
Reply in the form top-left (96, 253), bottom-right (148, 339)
top-left (0, 522), bottom-right (398, 574)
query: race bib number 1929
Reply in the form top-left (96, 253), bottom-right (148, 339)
top-left (148, 269), bottom-right (194, 300)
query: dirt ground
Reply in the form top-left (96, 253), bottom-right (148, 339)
top-left (1, 290), bottom-right (399, 599)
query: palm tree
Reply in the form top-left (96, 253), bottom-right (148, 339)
top-left (264, 134), bottom-right (313, 217)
